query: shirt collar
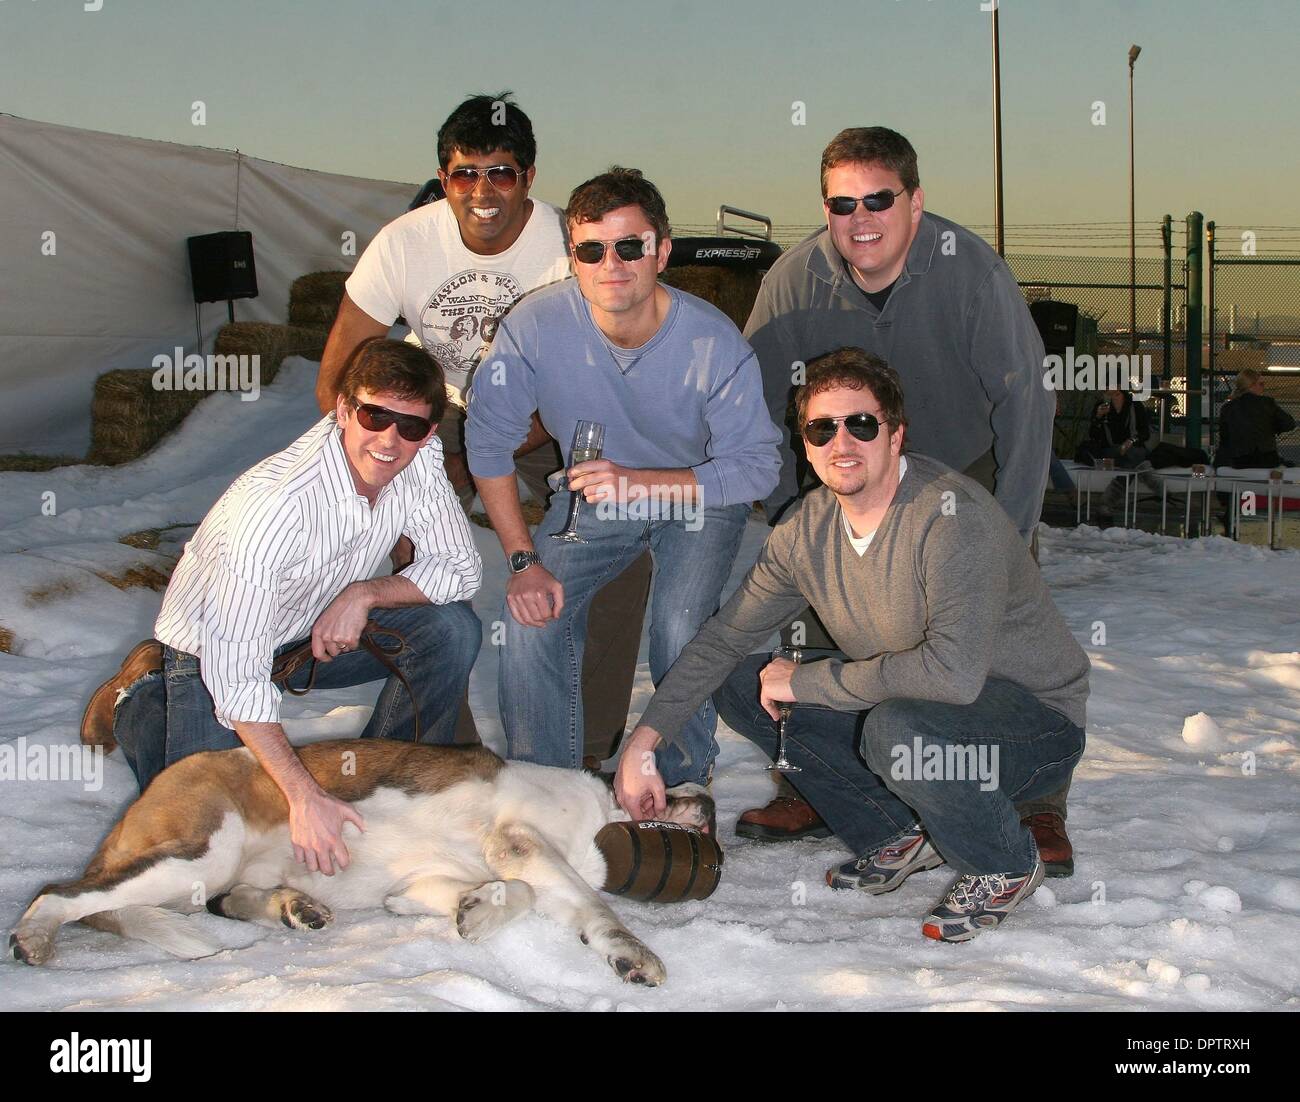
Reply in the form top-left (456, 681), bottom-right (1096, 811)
top-left (320, 416), bottom-right (363, 504)
top-left (807, 212), bottom-right (939, 296)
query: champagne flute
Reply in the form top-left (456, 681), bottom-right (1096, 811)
top-left (767, 646), bottom-right (802, 773)
top-left (551, 420), bottom-right (605, 544)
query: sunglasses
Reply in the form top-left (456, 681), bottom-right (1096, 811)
top-left (825, 189), bottom-right (906, 216)
top-left (802, 412), bottom-right (887, 448)
top-left (443, 164), bottom-right (523, 194)
top-left (351, 400), bottom-right (432, 442)
top-left (571, 236), bottom-right (651, 265)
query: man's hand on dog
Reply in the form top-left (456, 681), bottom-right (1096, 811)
top-left (615, 726), bottom-right (667, 822)
top-left (312, 582), bottom-right (372, 659)
top-left (289, 786), bottom-right (367, 876)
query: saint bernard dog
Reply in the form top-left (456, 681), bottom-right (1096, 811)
top-left (10, 739), bottom-right (713, 986)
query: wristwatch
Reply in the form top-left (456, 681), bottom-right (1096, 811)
top-left (508, 550), bottom-right (542, 574)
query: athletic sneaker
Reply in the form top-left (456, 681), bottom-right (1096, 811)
top-left (922, 858), bottom-right (1045, 942)
top-left (826, 824), bottom-right (945, 894)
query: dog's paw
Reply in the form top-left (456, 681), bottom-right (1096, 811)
top-left (455, 880), bottom-right (531, 943)
top-left (383, 892), bottom-right (425, 916)
top-left (603, 930), bottom-right (666, 987)
top-left (10, 928), bottom-right (54, 966)
top-left (279, 895), bottom-right (333, 931)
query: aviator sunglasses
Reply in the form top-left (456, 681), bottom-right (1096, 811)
top-left (351, 400), bottom-right (433, 442)
top-left (571, 236), bottom-right (652, 264)
top-left (443, 164), bottom-right (524, 193)
top-left (824, 189), bottom-right (906, 216)
top-left (802, 412), bottom-right (887, 448)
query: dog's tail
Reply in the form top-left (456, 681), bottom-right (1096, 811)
top-left (81, 907), bottom-right (222, 959)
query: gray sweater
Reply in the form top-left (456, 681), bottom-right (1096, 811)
top-left (640, 454), bottom-right (1089, 750)
top-left (744, 212), bottom-right (1052, 538)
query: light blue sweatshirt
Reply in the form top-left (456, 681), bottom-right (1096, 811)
top-left (465, 280), bottom-right (780, 508)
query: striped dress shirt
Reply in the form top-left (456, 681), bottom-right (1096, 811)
top-left (155, 414), bottom-right (482, 730)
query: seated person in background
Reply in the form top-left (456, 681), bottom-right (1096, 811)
top-left (1215, 369), bottom-right (1296, 469)
top-left (618, 349), bottom-right (1090, 941)
top-left (82, 339), bottom-right (483, 876)
top-left (1076, 386), bottom-right (1158, 519)
top-left (1076, 386), bottom-right (1152, 468)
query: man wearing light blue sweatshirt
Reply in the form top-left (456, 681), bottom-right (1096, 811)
top-left (466, 167), bottom-right (780, 783)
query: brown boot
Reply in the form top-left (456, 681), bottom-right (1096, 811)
top-left (1022, 812), bottom-right (1074, 877)
top-left (735, 796), bottom-right (831, 842)
top-left (80, 640), bottom-right (163, 753)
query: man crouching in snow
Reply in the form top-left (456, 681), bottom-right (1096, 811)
top-left (80, 338), bottom-right (483, 876)
top-left (615, 349), bottom-right (1089, 942)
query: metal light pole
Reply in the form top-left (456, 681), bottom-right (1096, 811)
top-left (1128, 44), bottom-right (1141, 353)
top-left (992, 4), bottom-right (1004, 257)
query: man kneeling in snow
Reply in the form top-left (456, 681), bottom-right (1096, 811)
top-left (81, 338), bottom-right (483, 876)
top-left (615, 349), bottom-right (1090, 942)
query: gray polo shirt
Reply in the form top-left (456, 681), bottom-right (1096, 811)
top-left (639, 453), bottom-right (1089, 751)
top-left (744, 212), bottom-right (1052, 538)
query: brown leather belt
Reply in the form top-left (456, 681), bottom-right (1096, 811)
top-left (270, 619), bottom-right (422, 744)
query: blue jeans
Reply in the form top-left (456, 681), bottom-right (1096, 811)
top-left (502, 497), bottom-right (749, 785)
top-left (1048, 455), bottom-right (1075, 493)
top-left (113, 601), bottom-right (482, 791)
top-left (715, 655), bottom-right (1085, 874)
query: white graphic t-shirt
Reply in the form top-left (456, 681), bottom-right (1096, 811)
top-left (346, 198), bottom-right (571, 404)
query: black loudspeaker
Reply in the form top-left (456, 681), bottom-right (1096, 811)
top-left (187, 231), bottom-right (258, 304)
top-left (1029, 299), bottom-right (1078, 356)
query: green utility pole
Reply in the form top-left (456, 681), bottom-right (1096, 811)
top-left (1185, 211), bottom-right (1203, 450)
top-left (1170, 213), bottom-right (1180, 389)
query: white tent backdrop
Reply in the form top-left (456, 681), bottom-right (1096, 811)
top-left (0, 115), bottom-right (416, 455)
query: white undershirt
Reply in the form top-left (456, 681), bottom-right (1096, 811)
top-left (841, 456), bottom-right (907, 555)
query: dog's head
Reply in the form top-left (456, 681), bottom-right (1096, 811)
top-left (661, 782), bottom-right (716, 835)
top-left (589, 766), bottom-right (716, 834)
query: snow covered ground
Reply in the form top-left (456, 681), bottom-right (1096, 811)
top-left (1, 359), bottom-right (1297, 1011)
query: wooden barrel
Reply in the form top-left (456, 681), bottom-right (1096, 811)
top-left (596, 820), bottom-right (724, 903)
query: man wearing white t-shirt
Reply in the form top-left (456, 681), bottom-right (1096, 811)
top-left (314, 93), bottom-right (651, 758)
top-left (316, 94), bottom-right (570, 499)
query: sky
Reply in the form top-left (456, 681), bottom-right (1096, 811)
top-left (2, 0), bottom-right (1298, 253)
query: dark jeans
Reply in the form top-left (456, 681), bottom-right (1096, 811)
top-left (114, 601), bottom-right (482, 791)
top-left (715, 655), bottom-right (1086, 874)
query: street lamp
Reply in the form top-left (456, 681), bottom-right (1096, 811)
top-left (1128, 44), bottom-right (1141, 354)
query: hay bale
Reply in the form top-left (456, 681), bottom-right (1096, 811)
top-left (212, 321), bottom-right (327, 386)
top-left (0, 453), bottom-right (82, 472)
top-left (88, 369), bottom-right (207, 465)
top-left (88, 323), bottom-right (326, 465)
top-left (661, 267), bottom-right (764, 330)
top-left (289, 270), bottom-right (350, 330)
